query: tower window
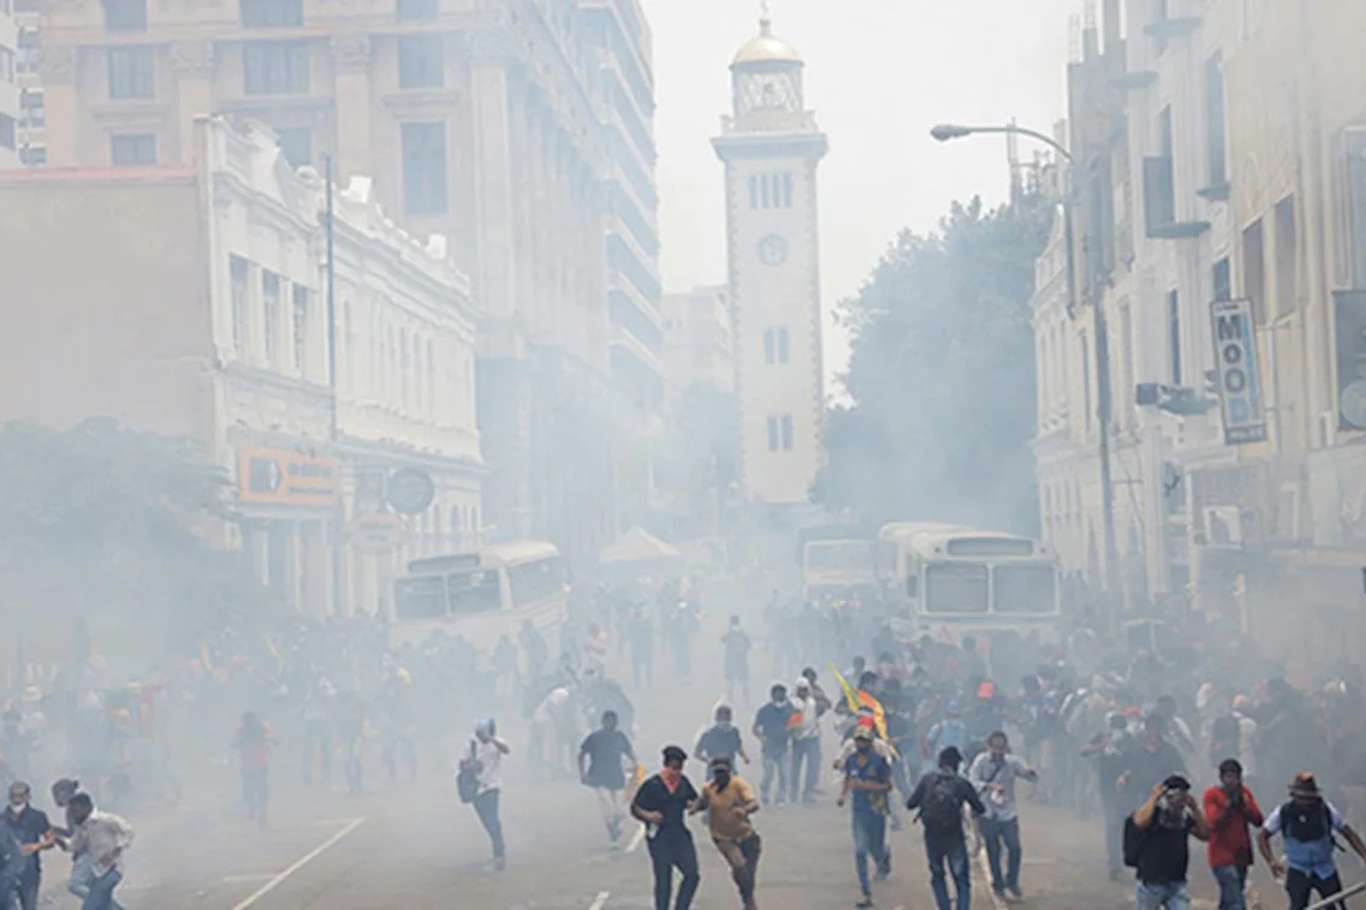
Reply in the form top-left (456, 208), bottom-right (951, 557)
top-left (781, 415), bottom-right (794, 450)
top-left (766, 417), bottom-right (780, 451)
top-left (748, 175), bottom-right (758, 209)
top-left (782, 173), bottom-right (794, 207)
top-left (760, 175), bottom-right (771, 209)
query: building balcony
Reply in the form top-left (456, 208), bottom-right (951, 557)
top-left (336, 398), bottom-right (480, 464)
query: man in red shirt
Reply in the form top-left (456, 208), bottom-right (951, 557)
top-left (1203, 758), bottom-right (1264, 910)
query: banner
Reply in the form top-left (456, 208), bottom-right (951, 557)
top-left (1209, 298), bottom-right (1268, 445)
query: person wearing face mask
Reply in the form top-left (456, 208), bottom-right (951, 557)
top-left (631, 745), bottom-right (701, 910)
top-left (2, 782), bottom-right (50, 910)
top-left (696, 706), bottom-right (750, 773)
top-left (1125, 775), bottom-right (1210, 910)
top-left (1202, 758), bottom-right (1263, 910)
top-left (751, 685), bottom-right (795, 806)
top-left (65, 793), bottom-right (133, 910)
top-left (967, 731), bottom-right (1039, 903)
top-left (839, 726), bottom-right (893, 909)
top-left (464, 719), bottom-right (511, 871)
top-left (692, 756), bottom-right (762, 910)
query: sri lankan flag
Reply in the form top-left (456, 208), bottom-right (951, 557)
top-left (830, 665), bottom-right (889, 742)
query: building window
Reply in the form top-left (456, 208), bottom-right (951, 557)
top-left (241, 0), bottom-right (302, 27)
top-left (763, 326), bottom-right (790, 364)
top-left (397, 0), bottom-right (439, 19)
top-left (397, 34), bottom-right (444, 89)
top-left (1080, 332), bottom-right (1092, 433)
top-left (1274, 195), bottom-right (1297, 318)
top-left (763, 329), bottom-right (774, 364)
top-left (402, 121), bottom-right (447, 215)
top-left (748, 175), bottom-right (758, 209)
top-left (0, 114), bottom-right (13, 151)
top-left (781, 415), bottom-right (794, 450)
top-left (1204, 54), bottom-right (1227, 188)
top-left (1144, 106), bottom-right (1176, 235)
top-left (1243, 217), bottom-right (1266, 323)
top-left (20, 146), bottom-right (45, 166)
top-left (110, 133), bottom-right (155, 165)
top-left (262, 270), bottom-right (280, 365)
top-left (275, 126), bottom-right (311, 167)
top-left (108, 46), bottom-right (154, 100)
top-left (0, 48), bottom-right (13, 84)
top-left (103, 0), bottom-right (147, 31)
top-left (782, 172), bottom-right (794, 208)
top-left (1167, 290), bottom-right (1182, 386)
top-left (766, 417), bottom-right (780, 451)
top-left (243, 42), bottom-right (310, 95)
top-left (230, 255), bottom-right (249, 354)
top-left (760, 175), bottom-right (771, 208)
top-left (1212, 256), bottom-right (1231, 302)
top-left (292, 284), bottom-right (310, 376)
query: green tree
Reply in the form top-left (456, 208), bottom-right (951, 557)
top-left (815, 194), bottom-right (1052, 533)
top-left (0, 418), bottom-right (268, 666)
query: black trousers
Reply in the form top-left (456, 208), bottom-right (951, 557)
top-left (647, 834), bottom-right (700, 910)
top-left (1286, 868), bottom-right (1344, 910)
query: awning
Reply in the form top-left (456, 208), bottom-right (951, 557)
top-left (599, 526), bottom-right (682, 565)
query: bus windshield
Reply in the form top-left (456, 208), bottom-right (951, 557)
top-left (923, 563), bottom-right (989, 614)
top-left (507, 557), bottom-right (563, 608)
top-left (805, 541), bottom-right (873, 572)
top-left (395, 576), bottom-right (447, 620)
top-left (448, 568), bottom-right (502, 615)
top-left (992, 565), bottom-right (1058, 614)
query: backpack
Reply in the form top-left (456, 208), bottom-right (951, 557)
top-left (456, 756), bottom-right (481, 804)
top-left (1122, 816), bottom-right (1146, 869)
top-left (1279, 800), bottom-right (1338, 847)
top-left (920, 772), bottom-right (963, 834)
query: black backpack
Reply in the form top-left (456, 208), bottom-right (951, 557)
top-left (920, 772), bottom-right (963, 834)
top-left (1122, 816), bottom-right (1146, 868)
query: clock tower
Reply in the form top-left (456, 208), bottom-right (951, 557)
top-left (713, 15), bottom-right (829, 505)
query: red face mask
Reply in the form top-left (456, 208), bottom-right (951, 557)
top-left (660, 766), bottom-right (682, 793)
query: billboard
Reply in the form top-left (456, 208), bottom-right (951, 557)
top-left (237, 447), bottom-right (339, 508)
top-left (1209, 298), bottom-right (1268, 445)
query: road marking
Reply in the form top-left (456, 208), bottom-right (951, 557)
top-left (221, 874), bottom-right (276, 884)
top-left (230, 817), bottom-right (366, 910)
top-left (974, 843), bottom-right (1009, 910)
top-left (588, 890), bottom-right (611, 910)
top-left (625, 825), bottom-right (646, 853)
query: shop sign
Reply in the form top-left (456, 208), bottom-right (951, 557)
top-left (237, 448), bottom-right (339, 507)
top-left (386, 468), bottom-right (436, 515)
top-left (1209, 299), bottom-right (1268, 445)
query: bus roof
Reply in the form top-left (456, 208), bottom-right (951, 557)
top-left (877, 522), bottom-right (969, 543)
top-left (907, 529), bottom-right (1044, 559)
top-left (482, 540), bottom-right (560, 567)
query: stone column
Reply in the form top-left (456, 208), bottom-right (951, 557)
top-left (38, 45), bottom-right (78, 166)
top-left (170, 40), bottom-right (215, 165)
top-left (468, 30), bottom-right (518, 321)
top-left (331, 35), bottom-right (373, 182)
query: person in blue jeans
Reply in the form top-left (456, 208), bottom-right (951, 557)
top-left (839, 725), bottom-right (893, 909)
top-left (967, 730), bottom-right (1039, 901)
top-left (1257, 772), bottom-right (1366, 910)
top-left (1126, 776), bottom-right (1211, 910)
top-left (906, 746), bottom-right (985, 910)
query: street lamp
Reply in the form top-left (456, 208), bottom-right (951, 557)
top-left (930, 119), bottom-right (1121, 610)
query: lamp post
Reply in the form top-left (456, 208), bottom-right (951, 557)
top-left (930, 121), bottom-right (1122, 608)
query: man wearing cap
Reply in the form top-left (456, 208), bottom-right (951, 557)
top-left (1126, 775), bottom-right (1211, 910)
top-left (1257, 772), bottom-right (1366, 910)
top-left (692, 756), bottom-right (761, 910)
top-left (631, 745), bottom-right (701, 910)
top-left (907, 746), bottom-right (987, 910)
top-left (839, 725), bottom-right (893, 909)
top-left (789, 678), bottom-right (823, 803)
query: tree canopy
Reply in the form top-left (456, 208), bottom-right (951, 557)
top-left (815, 194), bottom-right (1053, 533)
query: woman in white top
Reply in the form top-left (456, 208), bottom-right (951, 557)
top-left (466, 719), bottom-right (511, 870)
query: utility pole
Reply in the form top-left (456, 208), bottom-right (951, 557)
top-left (323, 155), bottom-right (343, 617)
top-left (931, 121), bottom-right (1121, 610)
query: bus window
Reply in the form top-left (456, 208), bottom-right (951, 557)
top-left (993, 565), bottom-right (1058, 614)
top-left (395, 576), bottom-right (447, 620)
top-left (508, 557), bottom-right (563, 608)
top-left (905, 574), bottom-right (918, 598)
top-left (924, 563), bottom-right (989, 614)
top-left (448, 569), bottom-right (502, 615)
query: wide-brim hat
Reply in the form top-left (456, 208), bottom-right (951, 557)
top-left (1289, 772), bottom-right (1321, 796)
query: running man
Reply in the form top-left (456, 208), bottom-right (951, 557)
top-left (693, 756), bottom-right (762, 910)
top-left (631, 745), bottom-right (702, 910)
top-left (1258, 772), bottom-right (1366, 910)
top-left (839, 725), bottom-right (893, 909)
top-left (967, 730), bottom-right (1038, 902)
top-left (579, 710), bottom-right (639, 848)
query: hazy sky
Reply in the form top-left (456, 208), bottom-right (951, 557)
top-left (644, 0), bottom-right (1077, 384)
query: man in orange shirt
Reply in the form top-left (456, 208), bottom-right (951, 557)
top-left (693, 756), bottom-right (762, 910)
top-left (1202, 758), bottom-right (1263, 910)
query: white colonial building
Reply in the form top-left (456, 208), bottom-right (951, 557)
top-left (0, 0), bottom-right (18, 167)
top-left (712, 15), bottom-right (828, 506)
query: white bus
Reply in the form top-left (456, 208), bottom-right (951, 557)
top-left (876, 523), bottom-right (1060, 638)
top-left (392, 540), bottom-right (567, 651)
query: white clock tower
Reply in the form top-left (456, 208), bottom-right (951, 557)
top-left (713, 15), bottom-right (828, 505)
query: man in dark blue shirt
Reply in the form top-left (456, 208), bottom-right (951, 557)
top-left (631, 745), bottom-right (701, 910)
top-left (751, 685), bottom-right (795, 806)
top-left (695, 706), bottom-right (749, 774)
top-left (907, 747), bottom-right (987, 910)
top-left (2, 782), bottom-right (50, 910)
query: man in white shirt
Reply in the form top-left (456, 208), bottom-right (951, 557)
top-left (466, 719), bottom-right (511, 871)
top-left (66, 793), bottom-right (133, 910)
top-left (789, 679), bottom-right (823, 803)
top-left (967, 730), bottom-right (1037, 902)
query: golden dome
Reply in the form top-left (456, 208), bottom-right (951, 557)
top-left (732, 18), bottom-right (803, 66)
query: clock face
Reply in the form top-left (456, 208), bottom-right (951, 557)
top-left (757, 234), bottom-right (789, 266)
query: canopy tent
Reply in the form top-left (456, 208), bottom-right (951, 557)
top-left (599, 526), bottom-right (682, 565)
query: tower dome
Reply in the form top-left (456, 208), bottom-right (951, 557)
top-left (731, 17), bottom-right (803, 67)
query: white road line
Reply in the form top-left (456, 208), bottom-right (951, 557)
top-left (975, 845), bottom-right (1009, 910)
top-left (230, 817), bottom-right (366, 910)
top-left (221, 874), bottom-right (276, 884)
top-left (625, 824), bottom-right (646, 853)
top-left (588, 890), bottom-right (611, 910)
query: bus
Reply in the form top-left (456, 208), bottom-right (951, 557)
top-left (876, 523), bottom-right (1060, 639)
top-left (801, 539), bottom-right (877, 601)
top-left (392, 540), bottom-right (567, 651)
